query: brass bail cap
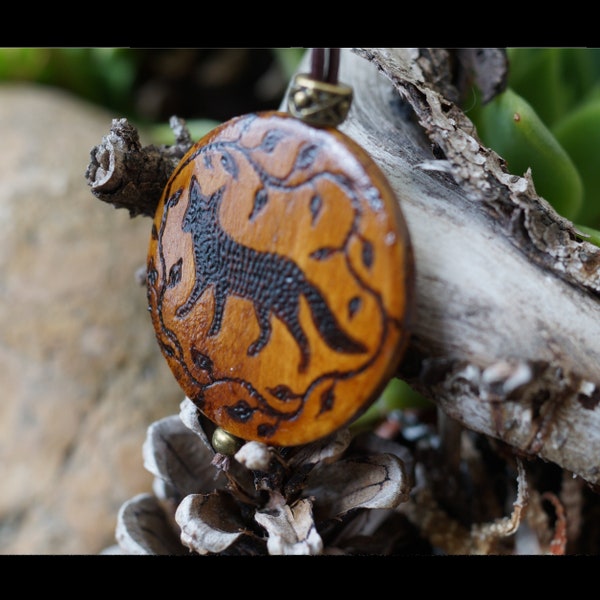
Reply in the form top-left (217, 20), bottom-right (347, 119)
top-left (287, 73), bottom-right (353, 128)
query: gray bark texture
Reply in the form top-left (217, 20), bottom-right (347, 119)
top-left (339, 48), bottom-right (600, 487)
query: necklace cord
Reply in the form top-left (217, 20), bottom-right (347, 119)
top-left (310, 48), bottom-right (340, 84)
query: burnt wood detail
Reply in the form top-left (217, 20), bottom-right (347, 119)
top-left (147, 111), bottom-right (414, 446)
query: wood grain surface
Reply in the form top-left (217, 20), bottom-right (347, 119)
top-left (147, 111), bottom-right (414, 445)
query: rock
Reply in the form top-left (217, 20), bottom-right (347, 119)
top-left (0, 84), bottom-right (184, 554)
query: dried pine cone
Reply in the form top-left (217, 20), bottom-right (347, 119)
top-left (104, 395), bottom-right (573, 555)
top-left (105, 397), bottom-right (417, 555)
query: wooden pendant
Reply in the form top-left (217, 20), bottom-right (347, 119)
top-left (147, 111), bottom-right (414, 446)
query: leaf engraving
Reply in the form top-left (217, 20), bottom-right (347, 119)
top-left (249, 188), bottom-right (269, 220)
top-left (310, 194), bottom-right (322, 224)
top-left (220, 151), bottom-right (239, 178)
top-left (361, 239), bottom-right (374, 269)
top-left (261, 130), bottom-right (286, 153)
top-left (167, 258), bottom-right (183, 288)
top-left (268, 385), bottom-right (301, 401)
top-left (319, 384), bottom-right (336, 414)
top-left (310, 247), bottom-right (338, 260)
top-left (296, 143), bottom-right (319, 169)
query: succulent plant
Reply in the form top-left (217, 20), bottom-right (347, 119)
top-left (469, 48), bottom-right (600, 239)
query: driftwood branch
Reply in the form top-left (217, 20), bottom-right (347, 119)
top-left (341, 48), bottom-right (600, 487)
top-left (85, 48), bottom-right (600, 488)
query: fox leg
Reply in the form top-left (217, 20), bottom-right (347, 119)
top-left (208, 285), bottom-right (228, 336)
top-left (281, 306), bottom-right (310, 373)
top-left (248, 304), bottom-right (272, 357)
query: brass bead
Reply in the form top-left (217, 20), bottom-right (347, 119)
top-left (212, 427), bottom-right (243, 455)
top-left (292, 89), bottom-right (312, 109)
top-left (287, 73), bottom-right (353, 127)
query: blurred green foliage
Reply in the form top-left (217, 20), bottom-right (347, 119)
top-left (0, 47), bottom-right (306, 143)
top-left (469, 48), bottom-right (600, 234)
top-left (0, 48), bottom-right (140, 115)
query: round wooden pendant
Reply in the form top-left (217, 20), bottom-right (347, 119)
top-left (147, 111), bottom-right (414, 446)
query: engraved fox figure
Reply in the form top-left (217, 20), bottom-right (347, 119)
top-left (175, 172), bottom-right (367, 373)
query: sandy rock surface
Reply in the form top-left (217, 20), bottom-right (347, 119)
top-left (0, 84), bottom-right (183, 554)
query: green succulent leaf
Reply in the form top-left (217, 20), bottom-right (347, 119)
top-left (507, 48), bottom-right (600, 128)
top-left (553, 96), bottom-right (600, 228)
top-left (472, 87), bottom-right (583, 221)
top-left (575, 224), bottom-right (600, 248)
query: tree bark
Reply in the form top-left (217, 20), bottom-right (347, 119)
top-left (340, 48), bottom-right (600, 487)
top-left (85, 48), bottom-right (600, 488)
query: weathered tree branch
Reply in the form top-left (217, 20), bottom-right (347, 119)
top-left (85, 116), bottom-right (194, 217)
top-left (85, 48), bottom-right (600, 488)
top-left (341, 48), bottom-right (600, 487)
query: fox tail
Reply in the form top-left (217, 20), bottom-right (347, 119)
top-left (304, 284), bottom-right (367, 355)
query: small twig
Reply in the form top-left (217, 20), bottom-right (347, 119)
top-left (541, 491), bottom-right (567, 555)
top-left (559, 471), bottom-right (584, 554)
top-left (84, 116), bottom-right (194, 218)
top-left (470, 457), bottom-right (529, 552)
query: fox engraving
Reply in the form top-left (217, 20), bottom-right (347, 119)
top-left (175, 173), bottom-right (367, 373)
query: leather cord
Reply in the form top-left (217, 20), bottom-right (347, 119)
top-left (310, 48), bottom-right (340, 84)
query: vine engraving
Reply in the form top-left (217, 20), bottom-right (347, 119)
top-left (147, 112), bottom-right (412, 445)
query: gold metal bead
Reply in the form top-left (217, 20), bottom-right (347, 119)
top-left (211, 426), bottom-right (243, 455)
top-left (287, 73), bottom-right (353, 127)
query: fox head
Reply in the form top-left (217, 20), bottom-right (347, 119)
top-left (181, 175), bottom-right (225, 233)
